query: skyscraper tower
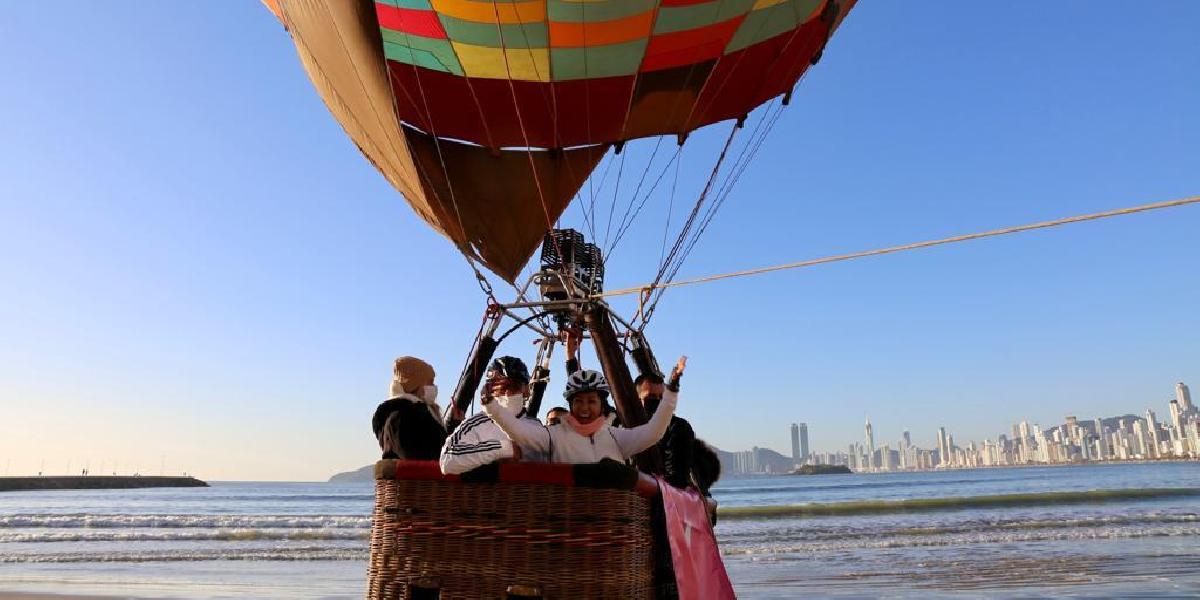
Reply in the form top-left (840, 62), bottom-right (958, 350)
top-left (1178, 382), bottom-right (1194, 415)
top-left (790, 423), bottom-right (800, 464)
top-left (799, 423), bottom-right (810, 461)
top-left (937, 426), bottom-right (949, 466)
top-left (1145, 409), bottom-right (1160, 458)
top-left (1169, 400), bottom-right (1184, 433)
top-left (865, 417), bottom-right (876, 471)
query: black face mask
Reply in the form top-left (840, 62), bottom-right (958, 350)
top-left (643, 395), bottom-right (662, 415)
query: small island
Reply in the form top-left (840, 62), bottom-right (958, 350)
top-left (0, 476), bottom-right (208, 492)
top-left (791, 465), bottom-right (853, 475)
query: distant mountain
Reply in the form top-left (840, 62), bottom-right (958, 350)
top-left (328, 464), bottom-right (375, 483)
top-left (1045, 414), bottom-right (1144, 440)
top-left (714, 446), bottom-right (795, 475)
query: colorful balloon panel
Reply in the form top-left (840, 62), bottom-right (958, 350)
top-left (377, 0), bottom-right (852, 147)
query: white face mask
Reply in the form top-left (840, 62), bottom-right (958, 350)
top-left (419, 384), bottom-right (438, 404)
top-left (496, 394), bottom-right (525, 413)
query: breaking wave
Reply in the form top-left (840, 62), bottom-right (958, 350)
top-left (0, 528), bottom-right (370, 543)
top-left (717, 487), bottom-right (1200, 519)
top-left (721, 522), bottom-right (1200, 556)
top-left (0, 514), bottom-right (370, 529)
top-left (0, 547), bottom-right (368, 563)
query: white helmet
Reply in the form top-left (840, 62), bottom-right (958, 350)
top-left (563, 370), bottom-right (609, 400)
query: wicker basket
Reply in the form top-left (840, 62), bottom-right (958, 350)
top-left (367, 460), bottom-right (657, 600)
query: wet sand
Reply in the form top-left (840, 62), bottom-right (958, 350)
top-left (0, 594), bottom-right (131, 600)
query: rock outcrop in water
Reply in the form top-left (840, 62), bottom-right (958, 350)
top-left (791, 464), bottom-right (852, 475)
top-left (0, 476), bottom-right (207, 492)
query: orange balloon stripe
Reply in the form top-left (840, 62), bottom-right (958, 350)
top-left (549, 12), bottom-right (656, 47)
top-left (430, 0), bottom-right (546, 25)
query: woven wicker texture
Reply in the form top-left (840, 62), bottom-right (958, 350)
top-left (368, 475), bottom-right (655, 599)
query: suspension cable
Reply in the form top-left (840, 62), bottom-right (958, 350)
top-left (598, 194), bottom-right (1200, 299)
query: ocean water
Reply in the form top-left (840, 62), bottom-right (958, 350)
top-left (1, 462), bottom-right (1198, 598)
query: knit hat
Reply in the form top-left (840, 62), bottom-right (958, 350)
top-left (391, 356), bottom-right (435, 397)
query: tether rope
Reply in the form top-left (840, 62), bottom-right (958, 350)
top-left (597, 194), bottom-right (1200, 299)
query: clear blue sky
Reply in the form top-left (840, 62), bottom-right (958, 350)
top-left (1, 2), bottom-right (1197, 480)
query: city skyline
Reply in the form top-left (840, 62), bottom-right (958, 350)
top-left (718, 381), bottom-right (1200, 477)
top-left (809, 381), bottom-right (1200, 473)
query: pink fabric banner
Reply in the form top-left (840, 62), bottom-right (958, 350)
top-left (658, 479), bottom-right (736, 599)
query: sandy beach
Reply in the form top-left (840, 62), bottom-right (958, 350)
top-left (0, 594), bottom-right (126, 600)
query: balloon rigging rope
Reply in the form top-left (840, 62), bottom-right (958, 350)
top-left (603, 148), bottom-right (628, 250)
top-left (667, 100), bottom-right (782, 281)
top-left (609, 143), bottom-right (682, 260)
top-left (658, 32), bottom-right (824, 292)
top-left (668, 98), bottom-right (786, 283)
top-left (653, 124), bottom-right (741, 285)
top-left (280, 2), bottom-right (498, 296)
top-left (488, 2), bottom-right (567, 272)
top-left (639, 60), bottom-right (823, 326)
top-left (596, 194), bottom-right (1200, 299)
top-left (634, 123), bottom-right (740, 328)
top-left (659, 145), bottom-right (683, 269)
top-left (375, 9), bottom-right (501, 298)
top-left (607, 139), bottom-right (664, 255)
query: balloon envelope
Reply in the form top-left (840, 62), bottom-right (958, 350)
top-left (268, 0), bottom-right (853, 281)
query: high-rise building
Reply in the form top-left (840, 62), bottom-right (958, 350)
top-left (936, 427), bottom-right (949, 466)
top-left (1169, 400), bottom-right (1184, 432)
top-left (1178, 382), bottom-right (1194, 415)
top-left (1132, 420), bottom-right (1148, 457)
top-left (864, 417), bottom-right (875, 470)
top-left (1145, 410), bottom-right (1160, 458)
top-left (799, 423), bottom-right (810, 461)
top-left (790, 423), bottom-right (800, 463)
top-left (1095, 418), bottom-right (1108, 459)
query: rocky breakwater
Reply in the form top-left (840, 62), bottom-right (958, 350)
top-left (0, 475), bottom-right (208, 491)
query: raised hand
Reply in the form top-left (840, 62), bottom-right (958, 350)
top-left (668, 356), bottom-right (687, 390)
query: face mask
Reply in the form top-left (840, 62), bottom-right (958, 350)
top-left (420, 384), bottom-right (438, 404)
top-left (642, 395), bottom-right (662, 415)
top-left (496, 394), bottom-right (525, 413)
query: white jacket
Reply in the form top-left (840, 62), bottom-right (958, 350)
top-left (483, 389), bottom-right (677, 464)
top-left (439, 409), bottom-right (548, 475)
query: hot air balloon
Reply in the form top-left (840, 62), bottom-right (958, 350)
top-left (265, 1), bottom-right (854, 597)
top-left (264, 0), bottom-right (850, 280)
